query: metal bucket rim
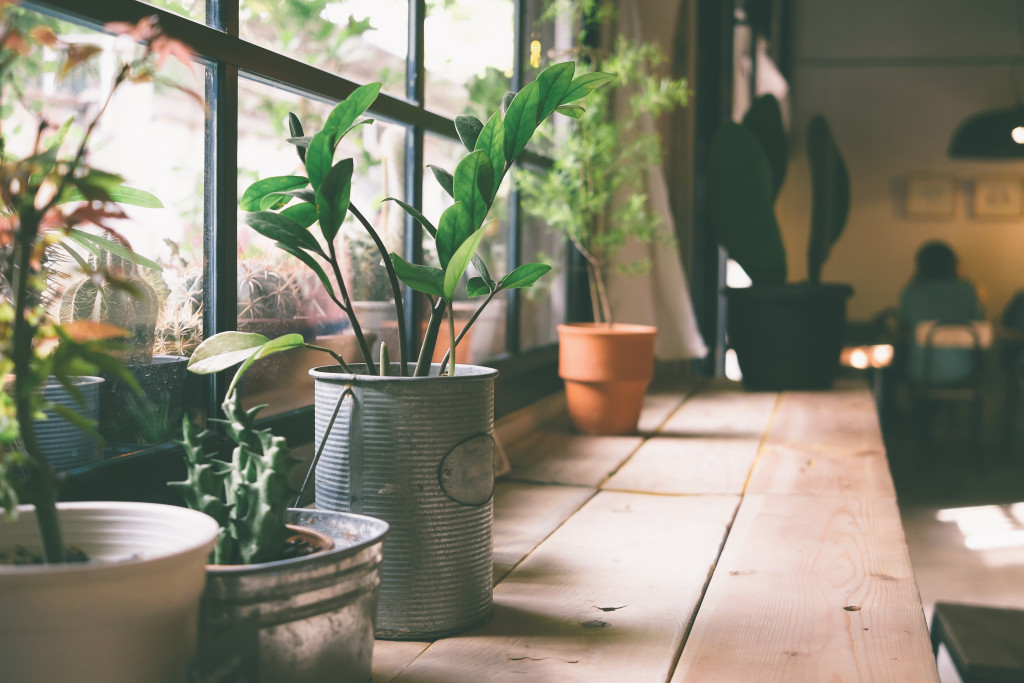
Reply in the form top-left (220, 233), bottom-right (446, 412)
top-left (43, 375), bottom-right (105, 389)
top-left (205, 508), bottom-right (389, 576)
top-left (309, 363), bottom-right (498, 382)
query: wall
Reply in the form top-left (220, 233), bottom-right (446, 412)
top-left (780, 0), bottom-right (1024, 322)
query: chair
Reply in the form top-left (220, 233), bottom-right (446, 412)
top-left (911, 320), bottom-right (991, 462)
top-left (931, 602), bottom-right (1024, 682)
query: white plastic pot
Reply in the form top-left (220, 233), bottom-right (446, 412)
top-left (0, 501), bottom-right (219, 683)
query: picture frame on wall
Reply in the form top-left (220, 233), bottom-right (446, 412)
top-left (905, 174), bottom-right (956, 218)
top-left (972, 176), bottom-right (1023, 219)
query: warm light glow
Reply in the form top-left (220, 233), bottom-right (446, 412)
top-left (725, 349), bottom-right (743, 381)
top-left (839, 344), bottom-right (894, 369)
top-left (937, 503), bottom-right (1024, 552)
top-left (530, 40), bottom-right (541, 69)
top-left (1012, 126), bottom-right (1024, 144)
top-left (848, 348), bottom-right (869, 369)
top-left (871, 344), bottom-right (894, 367)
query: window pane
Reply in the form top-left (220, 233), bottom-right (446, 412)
top-left (519, 213), bottom-right (565, 350)
top-left (142, 0), bottom-right (205, 22)
top-left (8, 9), bottom-right (207, 452)
top-left (239, 0), bottom-right (408, 99)
top-left (238, 78), bottom-right (407, 415)
top-left (422, 133), bottom-right (508, 365)
top-left (425, 0), bottom-right (514, 119)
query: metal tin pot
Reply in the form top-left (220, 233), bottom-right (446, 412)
top-left (199, 508), bottom-right (388, 683)
top-left (310, 363), bottom-right (497, 640)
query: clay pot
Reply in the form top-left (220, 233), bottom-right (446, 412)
top-left (557, 323), bottom-right (657, 435)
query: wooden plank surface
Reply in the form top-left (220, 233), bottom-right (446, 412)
top-left (492, 481), bottom-right (595, 582)
top-left (603, 436), bottom-right (760, 495)
top-left (672, 493), bottom-right (938, 683)
top-left (372, 641), bottom-right (430, 683)
top-left (659, 381), bottom-right (778, 439)
top-left (764, 383), bottom-right (886, 453)
top-left (747, 443), bottom-right (896, 498)
top-left (392, 492), bottom-right (740, 682)
top-left (504, 430), bottom-right (643, 486)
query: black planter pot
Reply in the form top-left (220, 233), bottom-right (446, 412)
top-left (725, 283), bottom-right (854, 391)
top-left (99, 355), bottom-right (188, 447)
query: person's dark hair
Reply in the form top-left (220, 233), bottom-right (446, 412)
top-left (914, 240), bottom-right (958, 280)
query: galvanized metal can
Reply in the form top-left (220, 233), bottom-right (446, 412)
top-left (200, 508), bottom-right (388, 682)
top-left (310, 363), bottom-right (497, 640)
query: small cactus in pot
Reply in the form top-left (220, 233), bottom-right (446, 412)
top-left (236, 262), bottom-right (301, 322)
top-left (58, 239), bottom-right (161, 365)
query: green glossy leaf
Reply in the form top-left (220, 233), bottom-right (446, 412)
top-left (455, 115), bottom-right (484, 152)
top-left (276, 242), bottom-right (335, 299)
top-left (536, 61), bottom-right (575, 121)
top-left (391, 254), bottom-right (444, 298)
top-left (240, 176), bottom-right (308, 211)
top-left (316, 158), bottom-right (353, 243)
top-left (435, 202), bottom-right (472, 269)
top-left (283, 188), bottom-right (317, 204)
top-left (560, 72), bottom-right (616, 105)
top-left (188, 332), bottom-right (269, 374)
top-left (453, 150), bottom-right (493, 230)
top-left (66, 230), bottom-right (162, 271)
top-left (287, 112), bottom-right (306, 162)
top-left (467, 277), bottom-right (490, 298)
top-left (474, 112), bottom-right (506, 196)
top-left (385, 197), bottom-right (437, 237)
top-left (443, 228), bottom-right (487, 300)
top-left (258, 193), bottom-right (291, 211)
top-left (498, 262), bottom-right (551, 290)
top-left (472, 254), bottom-right (494, 289)
top-left (501, 91), bottom-right (515, 114)
top-left (280, 201), bottom-right (318, 228)
top-left (503, 80), bottom-right (540, 162)
top-left (428, 164), bottom-right (454, 198)
top-left (243, 211), bottom-right (324, 256)
top-left (231, 334), bottom-right (307, 392)
top-left (306, 83), bottom-right (382, 190)
top-left (554, 104), bottom-right (585, 119)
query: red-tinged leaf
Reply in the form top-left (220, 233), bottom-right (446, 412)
top-left (60, 44), bottom-right (103, 80)
top-left (105, 16), bottom-right (158, 41)
top-left (64, 204), bottom-right (129, 231)
top-left (61, 320), bottom-right (131, 343)
top-left (2, 30), bottom-right (28, 56)
top-left (30, 26), bottom-right (58, 47)
top-left (149, 34), bottom-right (195, 73)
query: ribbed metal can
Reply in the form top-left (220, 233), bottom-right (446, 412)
top-left (200, 508), bottom-right (388, 683)
top-left (37, 375), bottom-right (103, 471)
top-left (310, 363), bottom-right (497, 640)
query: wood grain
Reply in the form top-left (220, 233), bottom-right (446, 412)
top-left (393, 492), bottom-right (740, 682)
top-left (659, 381), bottom-right (778, 439)
top-left (492, 481), bottom-right (595, 582)
top-left (672, 493), bottom-right (938, 683)
top-left (603, 436), bottom-right (761, 495)
top-left (504, 430), bottom-right (644, 486)
top-left (765, 384), bottom-right (886, 453)
top-left (747, 443), bottom-right (896, 498)
top-left (372, 641), bottom-right (430, 683)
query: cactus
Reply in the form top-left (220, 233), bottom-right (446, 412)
top-left (58, 246), bottom-right (160, 364)
top-left (154, 297), bottom-right (204, 357)
top-left (236, 263), bottom-right (301, 320)
top-left (172, 388), bottom-right (297, 565)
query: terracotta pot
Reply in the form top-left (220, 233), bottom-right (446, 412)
top-left (557, 323), bottom-right (657, 435)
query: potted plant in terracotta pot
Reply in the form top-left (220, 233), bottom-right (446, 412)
top-left (516, 2), bottom-right (691, 435)
top-left (708, 93), bottom-right (852, 390)
top-left (189, 60), bottom-right (613, 639)
top-left (0, 13), bottom-right (219, 682)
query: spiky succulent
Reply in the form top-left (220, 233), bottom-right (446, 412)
top-left (236, 263), bottom-right (300, 320)
top-left (58, 248), bottom-right (160, 364)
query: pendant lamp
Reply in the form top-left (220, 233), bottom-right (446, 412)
top-left (948, 106), bottom-right (1024, 159)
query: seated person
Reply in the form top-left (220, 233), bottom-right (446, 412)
top-left (899, 241), bottom-right (984, 386)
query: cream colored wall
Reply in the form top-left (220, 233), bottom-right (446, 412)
top-left (780, 0), bottom-right (1024, 322)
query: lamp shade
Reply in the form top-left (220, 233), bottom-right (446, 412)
top-left (948, 106), bottom-right (1024, 159)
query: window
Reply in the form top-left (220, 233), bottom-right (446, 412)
top-left (24, 0), bottom-right (579, 459)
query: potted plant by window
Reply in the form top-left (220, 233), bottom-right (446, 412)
top-left (189, 60), bottom-right (613, 639)
top-left (516, 2), bottom-right (691, 435)
top-left (708, 93), bottom-right (852, 390)
top-left (0, 13), bottom-right (219, 683)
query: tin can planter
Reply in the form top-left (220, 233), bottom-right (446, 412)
top-left (310, 363), bottom-right (497, 640)
top-left (197, 508), bottom-right (388, 682)
top-left (0, 502), bottom-right (219, 683)
top-left (35, 375), bottom-right (103, 470)
top-left (558, 323), bottom-right (657, 435)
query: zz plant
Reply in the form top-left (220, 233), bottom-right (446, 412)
top-left (192, 60), bottom-right (614, 380)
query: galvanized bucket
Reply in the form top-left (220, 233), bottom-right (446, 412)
top-left (310, 363), bottom-right (497, 640)
top-left (35, 375), bottom-right (103, 471)
top-left (199, 508), bottom-right (388, 683)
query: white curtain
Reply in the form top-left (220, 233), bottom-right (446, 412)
top-left (606, 0), bottom-right (707, 361)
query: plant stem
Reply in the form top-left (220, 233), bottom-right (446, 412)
top-left (303, 343), bottom-right (353, 374)
top-left (447, 299), bottom-right (456, 377)
top-left (325, 240), bottom-right (376, 374)
top-left (438, 289), bottom-right (498, 369)
top-left (414, 298), bottom-right (447, 377)
top-left (349, 203), bottom-right (408, 375)
top-left (10, 208), bottom-right (64, 563)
